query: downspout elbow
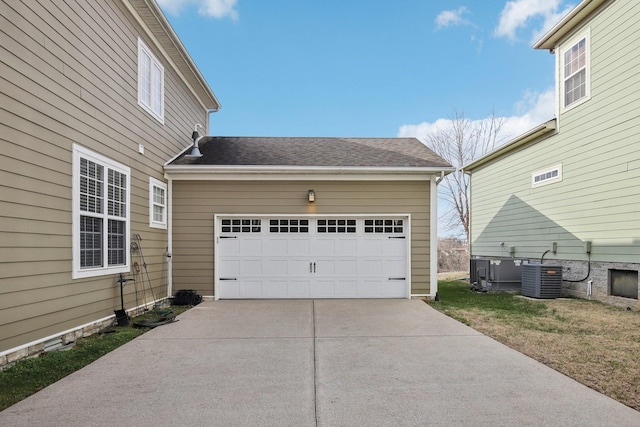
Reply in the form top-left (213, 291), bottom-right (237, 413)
top-left (435, 170), bottom-right (445, 185)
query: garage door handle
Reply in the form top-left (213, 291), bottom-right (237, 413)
top-left (220, 277), bottom-right (237, 281)
top-left (388, 236), bottom-right (405, 239)
top-left (388, 277), bottom-right (405, 281)
top-left (220, 236), bottom-right (237, 239)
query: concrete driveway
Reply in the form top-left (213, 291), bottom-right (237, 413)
top-left (1, 299), bottom-right (639, 426)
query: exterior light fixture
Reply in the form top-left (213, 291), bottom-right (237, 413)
top-left (308, 190), bottom-right (315, 202)
top-left (185, 123), bottom-right (204, 158)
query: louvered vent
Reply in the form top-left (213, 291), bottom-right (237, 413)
top-left (521, 264), bottom-right (562, 298)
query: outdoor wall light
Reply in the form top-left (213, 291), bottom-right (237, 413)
top-left (185, 123), bottom-right (204, 158)
top-left (308, 189), bottom-right (315, 202)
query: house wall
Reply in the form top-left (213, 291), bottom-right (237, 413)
top-left (0, 0), bottom-right (209, 356)
top-left (469, 0), bottom-right (640, 305)
top-left (171, 180), bottom-right (432, 296)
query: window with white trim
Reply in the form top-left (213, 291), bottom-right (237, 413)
top-left (73, 144), bottom-right (130, 279)
top-left (532, 164), bottom-right (563, 188)
top-left (138, 38), bottom-right (164, 123)
top-left (149, 177), bottom-right (167, 229)
top-left (562, 30), bottom-right (590, 109)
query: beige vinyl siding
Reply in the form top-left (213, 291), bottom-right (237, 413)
top-left (470, 0), bottom-right (640, 264)
top-left (172, 180), bottom-right (431, 296)
top-left (0, 0), bottom-right (209, 353)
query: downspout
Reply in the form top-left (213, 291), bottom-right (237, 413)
top-left (429, 174), bottom-right (440, 299)
top-left (167, 176), bottom-right (173, 298)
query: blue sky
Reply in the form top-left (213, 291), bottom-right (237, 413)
top-left (158, 0), bottom-right (575, 143)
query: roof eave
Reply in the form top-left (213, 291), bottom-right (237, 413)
top-left (533, 0), bottom-right (610, 50)
top-left (164, 165), bottom-right (455, 180)
top-left (463, 119), bottom-right (557, 172)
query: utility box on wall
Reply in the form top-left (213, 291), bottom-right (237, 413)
top-left (521, 264), bottom-right (562, 298)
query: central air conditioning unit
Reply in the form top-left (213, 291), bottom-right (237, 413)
top-left (470, 258), bottom-right (522, 292)
top-left (521, 263), bottom-right (562, 298)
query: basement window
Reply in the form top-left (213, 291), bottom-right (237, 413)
top-left (532, 164), bottom-right (562, 188)
top-left (609, 270), bottom-right (638, 299)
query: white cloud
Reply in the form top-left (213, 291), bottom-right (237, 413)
top-left (435, 7), bottom-right (471, 30)
top-left (494, 0), bottom-right (574, 42)
top-left (397, 87), bottom-right (556, 147)
top-left (157, 0), bottom-right (239, 20)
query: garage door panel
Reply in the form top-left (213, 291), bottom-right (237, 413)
top-left (311, 280), bottom-right (335, 298)
top-left (335, 280), bottom-right (358, 297)
top-left (358, 279), bottom-right (383, 297)
top-left (241, 259), bottom-right (263, 275)
top-left (288, 259), bottom-right (312, 276)
top-left (288, 280), bottom-right (311, 298)
top-left (335, 238), bottom-right (358, 255)
top-left (384, 238), bottom-right (406, 255)
top-left (384, 259), bottom-right (406, 277)
top-left (358, 239), bottom-right (382, 255)
top-left (219, 281), bottom-right (240, 298)
top-left (314, 239), bottom-right (335, 255)
top-left (335, 259), bottom-right (358, 275)
top-left (289, 239), bottom-right (311, 255)
top-left (241, 239), bottom-right (263, 256)
top-left (219, 259), bottom-right (240, 276)
top-left (264, 259), bottom-right (288, 276)
top-left (241, 280), bottom-right (263, 298)
top-left (265, 239), bottom-right (288, 255)
top-left (361, 259), bottom-right (383, 275)
top-left (383, 280), bottom-right (407, 297)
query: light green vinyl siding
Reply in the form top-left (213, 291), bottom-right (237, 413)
top-left (470, 0), bottom-right (640, 263)
top-left (0, 0), bottom-right (209, 353)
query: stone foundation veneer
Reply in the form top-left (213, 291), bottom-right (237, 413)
top-left (0, 300), bottom-right (167, 371)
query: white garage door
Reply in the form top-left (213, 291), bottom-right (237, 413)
top-left (215, 216), bottom-right (410, 299)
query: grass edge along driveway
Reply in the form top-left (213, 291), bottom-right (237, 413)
top-left (429, 279), bottom-right (640, 412)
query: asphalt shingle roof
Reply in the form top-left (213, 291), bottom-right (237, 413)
top-left (168, 136), bottom-right (451, 168)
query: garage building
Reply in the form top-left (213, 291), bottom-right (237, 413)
top-left (164, 136), bottom-right (453, 299)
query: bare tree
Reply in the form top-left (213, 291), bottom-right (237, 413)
top-left (438, 237), bottom-right (469, 272)
top-left (423, 110), bottom-right (505, 240)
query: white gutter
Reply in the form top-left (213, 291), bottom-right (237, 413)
top-left (462, 119), bottom-right (557, 172)
top-left (533, 0), bottom-right (610, 50)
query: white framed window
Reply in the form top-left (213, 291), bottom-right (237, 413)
top-left (561, 29), bottom-right (590, 110)
top-left (138, 38), bottom-right (164, 123)
top-left (532, 164), bottom-right (563, 188)
top-left (149, 177), bottom-right (167, 229)
top-left (72, 144), bottom-right (131, 279)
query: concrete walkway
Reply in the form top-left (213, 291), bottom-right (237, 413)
top-left (1, 299), bottom-right (639, 426)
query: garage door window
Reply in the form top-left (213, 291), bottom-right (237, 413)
top-left (365, 219), bottom-right (404, 234)
top-left (317, 219), bottom-right (356, 233)
top-left (221, 219), bottom-right (261, 233)
top-left (270, 219), bottom-right (309, 233)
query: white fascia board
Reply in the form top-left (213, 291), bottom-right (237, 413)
top-left (533, 0), bottom-right (609, 50)
top-left (462, 119), bottom-right (557, 172)
top-left (164, 165), bottom-right (455, 181)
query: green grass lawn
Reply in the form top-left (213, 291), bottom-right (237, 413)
top-left (432, 279), bottom-right (549, 324)
top-left (0, 306), bottom-right (191, 411)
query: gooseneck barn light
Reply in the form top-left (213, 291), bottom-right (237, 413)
top-left (185, 123), bottom-right (204, 158)
top-left (308, 190), bottom-right (315, 202)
